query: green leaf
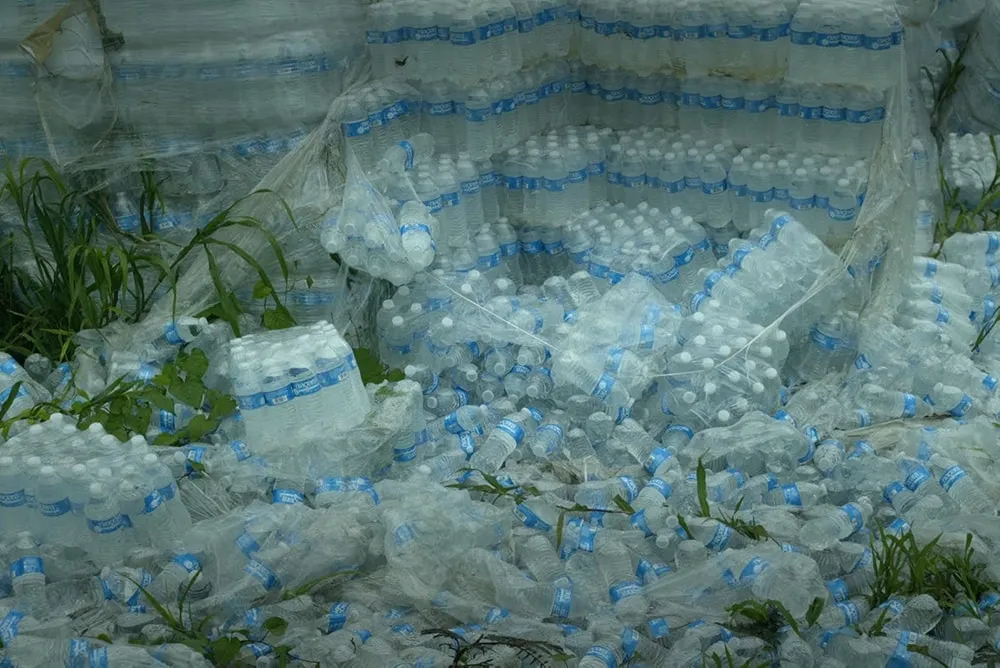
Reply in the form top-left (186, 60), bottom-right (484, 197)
top-left (769, 600), bottom-right (800, 635)
top-left (0, 381), bottom-right (24, 421)
top-left (152, 361), bottom-right (178, 389)
top-left (96, 633), bottom-right (114, 644)
top-left (207, 394), bottom-right (237, 421)
top-left (136, 387), bottom-right (175, 413)
top-left (252, 279), bottom-right (273, 300)
top-left (153, 432), bottom-right (178, 446)
top-left (263, 616), bottom-right (288, 636)
top-left (385, 367), bottom-right (405, 383)
top-left (696, 457), bottom-right (710, 518)
top-left (262, 307), bottom-right (296, 331)
top-left (353, 347), bottom-right (387, 385)
top-left (181, 637), bottom-right (210, 654)
top-left (283, 570), bottom-right (360, 599)
top-left (555, 512), bottom-right (566, 551)
top-left (907, 644), bottom-right (949, 668)
top-left (676, 514), bottom-right (693, 540)
top-left (209, 636), bottom-right (242, 665)
top-left (479, 470), bottom-right (504, 491)
top-left (184, 414), bottom-right (215, 441)
top-left (124, 573), bottom-right (181, 632)
top-left (805, 597), bottom-right (825, 628)
top-left (180, 348), bottom-right (210, 382)
top-left (169, 379), bottom-right (205, 410)
top-left (612, 495), bottom-right (636, 515)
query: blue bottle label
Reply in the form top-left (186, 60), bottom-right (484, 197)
top-left (496, 418), bottom-right (526, 445)
top-left (0, 610), bottom-right (24, 646)
top-left (904, 465), bottom-right (931, 491)
top-left (826, 577), bottom-right (849, 602)
top-left (840, 503), bottom-right (864, 531)
top-left (9, 556), bottom-right (43, 579)
top-left (609, 580), bottom-right (642, 603)
top-left (38, 497), bottom-right (72, 517)
top-left (939, 465), bottom-right (968, 492)
top-left (514, 503), bottom-right (552, 531)
top-left (244, 559), bottom-right (280, 590)
top-left (272, 488), bottom-right (306, 505)
top-left (883, 481), bottom-right (905, 503)
top-left (172, 553), bottom-right (201, 573)
top-left (327, 602), bottom-right (349, 632)
top-left (740, 557), bottom-right (770, 583)
top-left (551, 580), bottom-right (573, 618)
top-left (782, 483), bottom-right (802, 506)
top-left (88, 514), bottom-right (126, 535)
top-left (706, 523), bottom-right (733, 550)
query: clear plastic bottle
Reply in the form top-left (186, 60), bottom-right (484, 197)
top-left (9, 532), bottom-right (46, 616)
top-left (84, 482), bottom-right (129, 565)
top-left (927, 453), bottom-right (993, 514)
top-left (468, 408), bottom-right (539, 472)
top-left (799, 497), bottom-right (873, 550)
top-left (0, 455), bottom-right (28, 536)
top-left (378, 133), bottom-right (436, 174)
top-left (34, 465), bottom-right (74, 545)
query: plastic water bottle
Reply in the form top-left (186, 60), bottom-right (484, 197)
top-left (799, 497), bottom-right (873, 550)
top-left (826, 178), bottom-right (858, 244)
top-left (700, 153), bottom-right (731, 229)
top-left (399, 201), bottom-right (437, 270)
top-left (761, 481), bottom-right (827, 507)
top-left (378, 133), bottom-right (436, 174)
top-left (468, 408), bottom-right (539, 472)
top-left (0, 456), bottom-right (28, 536)
top-left (9, 532), bottom-right (46, 616)
top-left (84, 482), bottom-right (129, 565)
top-left (927, 454), bottom-right (993, 514)
top-left (34, 465), bottom-right (74, 544)
top-left (464, 88), bottom-right (495, 160)
top-left (342, 98), bottom-right (375, 168)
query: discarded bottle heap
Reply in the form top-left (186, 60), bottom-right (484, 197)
top-left (7, 0), bottom-right (1000, 664)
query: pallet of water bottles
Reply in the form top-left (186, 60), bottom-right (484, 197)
top-left (364, 0), bottom-right (905, 89)
top-left (340, 62), bottom-right (889, 178)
